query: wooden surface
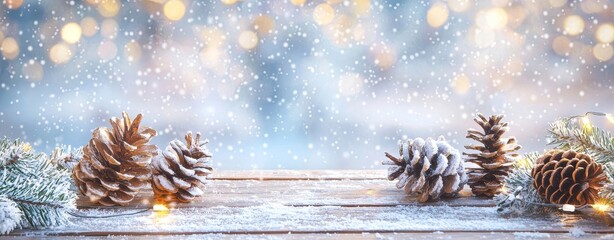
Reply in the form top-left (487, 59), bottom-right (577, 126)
top-left (10, 170), bottom-right (614, 239)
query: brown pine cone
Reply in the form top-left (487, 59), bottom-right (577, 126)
top-left (152, 132), bottom-right (213, 203)
top-left (73, 112), bottom-right (158, 206)
top-left (532, 150), bottom-right (607, 205)
top-left (464, 113), bottom-right (521, 197)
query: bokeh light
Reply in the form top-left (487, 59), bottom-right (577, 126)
top-left (427, 2), bottom-right (449, 28)
top-left (313, 3), bottom-right (335, 26)
top-left (49, 43), bottom-right (73, 64)
top-left (98, 0), bottom-right (120, 17)
top-left (80, 17), bottom-right (99, 37)
top-left (1, 37), bottom-right (19, 60)
top-left (449, 0), bottom-right (470, 12)
top-left (593, 43), bottom-right (614, 61)
top-left (22, 60), bottom-right (44, 82)
top-left (595, 23), bottom-right (614, 43)
top-left (3, 0), bottom-right (23, 9)
top-left (563, 15), bottom-right (584, 36)
top-left (163, 0), bottom-right (186, 21)
top-left (238, 30), bottom-right (258, 50)
top-left (61, 22), bottom-right (83, 44)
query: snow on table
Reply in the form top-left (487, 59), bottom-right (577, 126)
top-left (10, 170), bottom-right (614, 238)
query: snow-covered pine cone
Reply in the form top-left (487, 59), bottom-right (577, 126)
top-left (532, 150), bottom-right (607, 205)
top-left (383, 136), bottom-right (468, 202)
top-left (152, 132), bottom-right (213, 203)
top-left (463, 113), bottom-right (521, 197)
top-left (0, 196), bottom-right (21, 235)
top-left (73, 112), bottom-right (158, 206)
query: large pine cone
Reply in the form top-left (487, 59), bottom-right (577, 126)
top-left (464, 114), bottom-right (521, 197)
top-left (532, 150), bottom-right (607, 205)
top-left (73, 112), bottom-right (158, 206)
top-left (152, 132), bottom-right (213, 203)
top-left (383, 136), bottom-right (468, 202)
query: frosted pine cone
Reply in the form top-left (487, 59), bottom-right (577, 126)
top-left (383, 136), bottom-right (468, 202)
top-left (73, 112), bottom-right (158, 206)
top-left (464, 113), bottom-right (521, 197)
top-left (152, 132), bottom-right (213, 203)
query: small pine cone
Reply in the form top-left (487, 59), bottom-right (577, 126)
top-left (152, 132), bottom-right (213, 203)
top-left (532, 150), bottom-right (607, 205)
top-left (383, 136), bottom-right (468, 202)
top-left (464, 114), bottom-right (521, 197)
top-left (73, 112), bottom-right (158, 206)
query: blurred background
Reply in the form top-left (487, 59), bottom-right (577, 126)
top-left (0, 0), bottom-right (613, 169)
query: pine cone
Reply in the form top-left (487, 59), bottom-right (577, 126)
top-left (383, 136), bottom-right (468, 202)
top-left (152, 132), bottom-right (213, 203)
top-left (532, 150), bottom-right (607, 205)
top-left (73, 112), bottom-right (158, 206)
top-left (464, 114), bottom-right (521, 197)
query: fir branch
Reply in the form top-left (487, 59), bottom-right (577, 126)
top-left (0, 137), bottom-right (76, 233)
top-left (547, 117), bottom-right (614, 163)
top-left (496, 152), bottom-right (554, 215)
top-left (0, 196), bottom-right (21, 235)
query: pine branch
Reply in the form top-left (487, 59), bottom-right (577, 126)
top-left (496, 152), bottom-right (554, 215)
top-left (547, 117), bottom-right (614, 203)
top-left (547, 118), bottom-right (614, 163)
top-left (0, 138), bottom-right (76, 233)
top-left (0, 196), bottom-right (21, 235)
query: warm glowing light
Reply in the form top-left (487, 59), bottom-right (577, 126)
top-left (163, 0), bottom-right (186, 21)
top-left (593, 43), bottom-right (614, 61)
top-left (49, 43), bottom-right (73, 64)
top-left (607, 114), bottom-right (614, 124)
top-left (221, 0), bottom-right (238, 5)
top-left (61, 22), bottom-right (82, 44)
top-left (313, 3), bottom-right (335, 26)
top-left (338, 73), bottom-right (364, 96)
top-left (238, 30), bottom-right (258, 50)
top-left (563, 15), bottom-right (584, 36)
top-left (451, 74), bottom-right (471, 94)
top-left (253, 15), bottom-right (275, 35)
top-left (98, 0), bottom-right (120, 17)
top-left (153, 204), bottom-right (170, 212)
top-left (426, 2), bottom-right (448, 28)
top-left (592, 203), bottom-right (611, 213)
top-left (549, 0), bottom-right (566, 8)
top-left (3, 0), bottom-right (23, 9)
top-left (199, 27), bottom-right (225, 48)
top-left (1, 37), bottom-right (19, 60)
top-left (485, 8), bottom-right (508, 30)
top-left (448, 0), bottom-right (470, 12)
top-left (595, 23), bottom-right (614, 43)
top-left (353, 0), bottom-right (370, 16)
top-left (290, 0), bottom-right (306, 6)
top-left (561, 204), bottom-right (575, 212)
top-left (580, 116), bottom-right (593, 132)
top-left (80, 17), bottom-right (99, 37)
top-left (372, 44), bottom-right (396, 69)
top-left (552, 35), bottom-right (571, 56)
top-left (98, 40), bottom-right (118, 61)
top-left (124, 41), bottom-right (141, 62)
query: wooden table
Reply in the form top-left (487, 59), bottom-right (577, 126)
top-left (11, 170), bottom-right (614, 239)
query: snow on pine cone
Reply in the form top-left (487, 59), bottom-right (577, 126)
top-left (73, 112), bottom-right (158, 206)
top-left (152, 132), bottom-right (213, 203)
top-left (383, 136), bottom-right (468, 202)
top-left (531, 149), bottom-right (607, 205)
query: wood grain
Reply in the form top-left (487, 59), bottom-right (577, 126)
top-left (11, 170), bottom-right (614, 238)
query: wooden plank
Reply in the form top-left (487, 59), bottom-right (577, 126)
top-left (12, 232), bottom-right (594, 239)
top-left (209, 170), bottom-right (387, 180)
top-left (10, 204), bottom-right (614, 236)
top-left (76, 180), bottom-right (493, 209)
